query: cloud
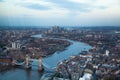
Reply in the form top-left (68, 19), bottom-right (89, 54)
top-left (0, 0), bottom-right (5, 2)
top-left (21, 3), bottom-right (50, 10)
top-left (43, 0), bottom-right (93, 12)
top-left (68, 0), bottom-right (95, 4)
top-left (1, 0), bottom-right (116, 14)
top-left (16, 0), bottom-right (61, 10)
top-left (68, 0), bottom-right (120, 10)
top-left (42, 0), bottom-right (115, 13)
top-left (0, 0), bottom-right (120, 26)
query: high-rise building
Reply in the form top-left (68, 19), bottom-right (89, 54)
top-left (106, 50), bottom-right (110, 56)
top-left (12, 42), bottom-right (21, 49)
top-left (12, 42), bottom-right (16, 49)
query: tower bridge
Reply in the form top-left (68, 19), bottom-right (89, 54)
top-left (12, 55), bottom-right (53, 71)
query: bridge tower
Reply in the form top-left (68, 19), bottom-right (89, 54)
top-left (12, 59), bottom-right (16, 66)
top-left (25, 54), bottom-right (31, 69)
top-left (38, 57), bottom-right (44, 71)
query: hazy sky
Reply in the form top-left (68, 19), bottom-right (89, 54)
top-left (0, 0), bottom-right (120, 27)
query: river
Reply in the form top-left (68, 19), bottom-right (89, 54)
top-left (0, 34), bottom-right (92, 80)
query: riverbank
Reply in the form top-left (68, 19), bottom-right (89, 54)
top-left (40, 30), bottom-right (120, 80)
top-left (7, 36), bottom-right (70, 60)
top-left (44, 32), bottom-right (120, 80)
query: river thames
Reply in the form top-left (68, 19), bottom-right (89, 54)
top-left (0, 34), bottom-right (92, 80)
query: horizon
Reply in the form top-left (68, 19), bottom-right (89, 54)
top-left (0, 26), bottom-right (120, 29)
top-left (0, 0), bottom-right (120, 27)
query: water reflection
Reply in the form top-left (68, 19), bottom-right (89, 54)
top-left (25, 69), bottom-right (43, 80)
top-left (26, 70), bottom-right (31, 80)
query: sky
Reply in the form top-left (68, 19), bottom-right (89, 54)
top-left (0, 0), bottom-right (120, 27)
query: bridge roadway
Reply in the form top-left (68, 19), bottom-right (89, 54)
top-left (15, 59), bottom-right (55, 72)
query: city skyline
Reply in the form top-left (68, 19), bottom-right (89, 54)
top-left (0, 0), bottom-right (120, 27)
